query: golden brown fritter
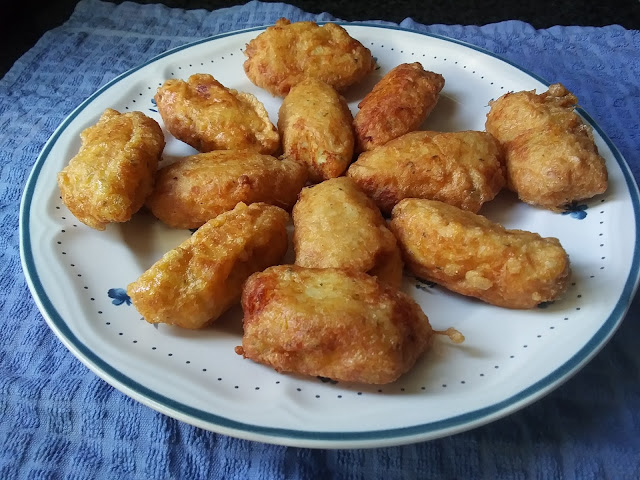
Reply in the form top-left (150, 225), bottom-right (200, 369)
top-left (390, 199), bottom-right (571, 309)
top-left (57, 108), bottom-right (165, 231)
top-left (154, 73), bottom-right (279, 154)
top-left (354, 63), bottom-right (445, 151)
top-left (485, 83), bottom-right (579, 144)
top-left (243, 18), bottom-right (376, 97)
top-left (293, 177), bottom-right (403, 287)
top-left (146, 150), bottom-right (307, 229)
top-left (278, 78), bottom-right (354, 182)
top-left (127, 202), bottom-right (289, 329)
top-left (485, 83), bottom-right (608, 210)
top-left (237, 265), bottom-right (444, 384)
top-left (347, 130), bottom-right (505, 214)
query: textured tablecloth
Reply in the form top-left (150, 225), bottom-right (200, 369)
top-left (2, 0), bottom-right (640, 478)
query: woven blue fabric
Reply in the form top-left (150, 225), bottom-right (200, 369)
top-left (2, 0), bottom-right (640, 478)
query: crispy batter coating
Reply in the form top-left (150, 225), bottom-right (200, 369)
top-left (236, 265), bottom-right (434, 384)
top-left (278, 78), bottom-right (354, 182)
top-left (485, 83), bottom-right (608, 210)
top-left (390, 199), bottom-right (571, 309)
top-left (354, 63), bottom-right (445, 152)
top-left (347, 130), bottom-right (505, 214)
top-left (293, 177), bottom-right (403, 287)
top-left (146, 150), bottom-right (307, 229)
top-left (154, 74), bottom-right (279, 154)
top-left (243, 18), bottom-right (375, 97)
top-left (57, 108), bottom-right (164, 230)
top-left (127, 203), bottom-right (289, 329)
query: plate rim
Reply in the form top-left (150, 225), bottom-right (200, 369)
top-left (18, 22), bottom-right (640, 449)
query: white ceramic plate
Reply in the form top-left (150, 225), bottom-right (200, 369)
top-left (20, 24), bottom-right (640, 448)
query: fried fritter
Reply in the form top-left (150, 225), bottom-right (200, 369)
top-left (127, 202), bottom-right (289, 329)
top-left (293, 177), bottom-right (403, 287)
top-left (278, 78), bottom-right (354, 182)
top-left (146, 150), bottom-right (307, 229)
top-left (237, 265), bottom-right (462, 384)
top-left (347, 130), bottom-right (505, 214)
top-left (354, 63), bottom-right (445, 151)
top-left (243, 18), bottom-right (375, 97)
top-left (57, 108), bottom-right (164, 231)
top-left (390, 199), bottom-right (571, 309)
top-left (154, 73), bottom-right (279, 154)
top-left (485, 83), bottom-right (608, 210)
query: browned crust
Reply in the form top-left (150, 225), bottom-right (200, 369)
top-left (146, 150), bottom-right (307, 229)
top-left (347, 130), bottom-right (505, 214)
top-left (57, 108), bottom-right (165, 230)
top-left (485, 83), bottom-right (607, 210)
top-left (127, 202), bottom-right (289, 329)
top-left (154, 73), bottom-right (279, 154)
top-left (354, 63), bottom-right (445, 151)
top-left (238, 265), bottom-right (433, 384)
top-left (292, 177), bottom-right (403, 287)
top-left (243, 18), bottom-right (375, 97)
top-left (390, 198), bottom-right (571, 309)
top-left (278, 78), bottom-right (354, 182)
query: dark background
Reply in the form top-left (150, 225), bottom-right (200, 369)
top-left (2, 0), bottom-right (640, 78)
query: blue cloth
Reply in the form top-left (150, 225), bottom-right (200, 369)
top-left (2, 0), bottom-right (640, 478)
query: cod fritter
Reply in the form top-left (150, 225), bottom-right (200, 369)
top-left (127, 202), bottom-right (289, 329)
top-left (236, 265), bottom-right (462, 384)
top-left (57, 108), bottom-right (165, 230)
top-left (347, 130), bottom-right (505, 214)
top-left (243, 18), bottom-right (375, 97)
top-left (154, 73), bottom-right (279, 154)
top-left (278, 78), bottom-right (354, 182)
top-left (293, 177), bottom-right (403, 287)
top-left (146, 150), bottom-right (307, 229)
top-left (390, 199), bottom-right (571, 309)
top-left (354, 63), bottom-right (445, 151)
top-left (485, 83), bottom-right (607, 210)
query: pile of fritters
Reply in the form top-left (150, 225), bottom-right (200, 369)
top-left (57, 18), bottom-right (609, 385)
